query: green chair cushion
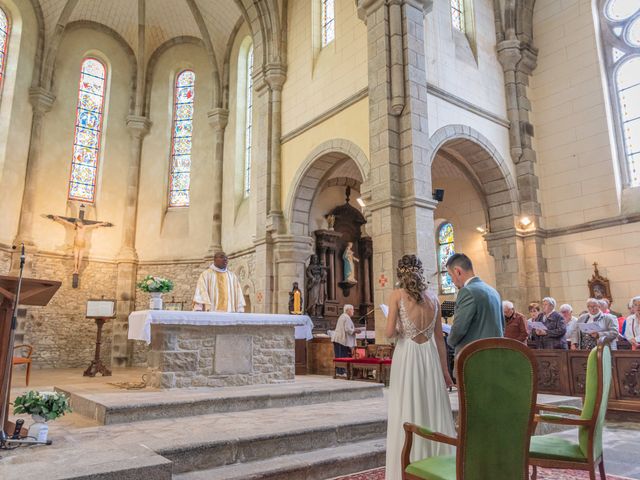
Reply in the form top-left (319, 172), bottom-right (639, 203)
top-left (530, 435), bottom-right (588, 462)
top-left (405, 455), bottom-right (456, 480)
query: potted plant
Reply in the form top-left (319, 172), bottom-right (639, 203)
top-left (13, 390), bottom-right (72, 442)
top-left (137, 275), bottom-right (174, 310)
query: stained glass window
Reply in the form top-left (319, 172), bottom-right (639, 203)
top-left (450, 0), bottom-right (465, 33)
top-left (169, 70), bottom-right (195, 207)
top-left (437, 222), bottom-right (456, 295)
top-left (0, 8), bottom-right (9, 97)
top-left (599, 0), bottom-right (640, 187)
top-left (68, 58), bottom-right (106, 202)
top-left (244, 47), bottom-right (253, 198)
top-left (321, 0), bottom-right (335, 47)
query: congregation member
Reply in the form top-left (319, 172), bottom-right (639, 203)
top-left (531, 297), bottom-right (567, 349)
top-left (559, 304), bottom-right (578, 349)
top-left (572, 298), bottom-right (619, 350)
top-left (445, 253), bottom-right (503, 355)
top-left (385, 255), bottom-right (454, 480)
top-left (527, 302), bottom-right (541, 333)
top-left (333, 304), bottom-right (358, 376)
top-left (193, 251), bottom-right (245, 312)
top-left (624, 296), bottom-right (640, 350)
top-left (503, 300), bottom-right (528, 343)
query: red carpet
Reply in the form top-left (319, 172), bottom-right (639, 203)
top-left (333, 467), bottom-right (634, 479)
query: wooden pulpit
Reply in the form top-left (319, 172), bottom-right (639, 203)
top-left (0, 276), bottom-right (60, 434)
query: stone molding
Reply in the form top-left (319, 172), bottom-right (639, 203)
top-left (125, 115), bottom-right (152, 137)
top-left (28, 87), bottom-right (56, 113)
top-left (207, 108), bottom-right (229, 130)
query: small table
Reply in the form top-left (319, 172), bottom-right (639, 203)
top-left (84, 317), bottom-right (112, 377)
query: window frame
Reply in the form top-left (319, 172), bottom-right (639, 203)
top-left (0, 7), bottom-right (10, 100)
top-left (437, 221), bottom-right (456, 295)
top-left (450, 0), bottom-right (465, 34)
top-left (321, 0), bottom-right (335, 48)
top-left (243, 47), bottom-right (253, 198)
top-left (67, 57), bottom-right (108, 204)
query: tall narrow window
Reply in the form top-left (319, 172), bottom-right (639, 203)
top-left (437, 222), bottom-right (456, 294)
top-left (0, 8), bottom-right (9, 96)
top-left (243, 47), bottom-right (253, 197)
top-left (450, 0), bottom-right (465, 33)
top-left (597, 0), bottom-right (640, 187)
top-left (321, 0), bottom-right (335, 47)
top-left (68, 58), bottom-right (107, 202)
top-left (169, 70), bottom-right (195, 207)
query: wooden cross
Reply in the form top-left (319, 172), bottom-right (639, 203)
top-left (44, 204), bottom-right (113, 288)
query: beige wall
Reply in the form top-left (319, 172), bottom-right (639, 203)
top-left (136, 42), bottom-right (215, 260)
top-left (530, 0), bottom-right (619, 229)
top-left (26, 28), bottom-right (132, 259)
top-left (0, 0), bottom-right (39, 245)
top-left (281, 0), bottom-right (367, 135)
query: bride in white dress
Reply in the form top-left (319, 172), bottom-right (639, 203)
top-left (385, 254), bottom-right (456, 480)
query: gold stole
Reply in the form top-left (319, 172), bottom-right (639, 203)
top-left (214, 271), bottom-right (229, 311)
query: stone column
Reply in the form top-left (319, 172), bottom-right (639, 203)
top-left (273, 234), bottom-right (314, 314)
top-left (264, 64), bottom-right (286, 234)
top-left (357, 0), bottom-right (437, 341)
top-left (497, 39), bottom-right (548, 304)
top-left (112, 115), bottom-right (151, 367)
top-left (207, 108), bottom-right (229, 256)
top-left (13, 87), bottom-right (56, 250)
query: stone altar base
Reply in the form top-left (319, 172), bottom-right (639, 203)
top-left (148, 324), bottom-right (295, 388)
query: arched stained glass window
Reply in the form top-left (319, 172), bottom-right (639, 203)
top-left (438, 222), bottom-right (456, 294)
top-left (450, 0), bottom-right (465, 33)
top-left (169, 70), bottom-right (195, 207)
top-left (0, 8), bottom-right (9, 96)
top-left (598, 0), bottom-right (640, 187)
top-left (321, 0), bottom-right (335, 47)
top-left (68, 58), bottom-right (107, 202)
top-left (243, 48), bottom-right (253, 197)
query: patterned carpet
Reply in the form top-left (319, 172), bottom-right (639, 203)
top-left (333, 467), bottom-right (634, 480)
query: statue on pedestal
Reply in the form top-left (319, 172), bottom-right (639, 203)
top-left (342, 242), bottom-right (359, 284)
top-left (306, 254), bottom-right (327, 317)
top-left (289, 282), bottom-right (303, 315)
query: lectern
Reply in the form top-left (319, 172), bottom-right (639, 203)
top-left (0, 276), bottom-right (60, 435)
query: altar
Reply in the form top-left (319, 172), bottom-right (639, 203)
top-left (128, 310), bottom-right (313, 388)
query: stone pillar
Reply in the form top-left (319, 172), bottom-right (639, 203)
top-left (357, 0), bottom-right (436, 342)
top-left (13, 88), bottom-right (56, 250)
top-left (273, 234), bottom-right (314, 314)
top-left (497, 39), bottom-right (548, 303)
top-left (264, 64), bottom-right (286, 234)
top-left (112, 115), bottom-right (151, 367)
top-left (207, 108), bottom-right (229, 255)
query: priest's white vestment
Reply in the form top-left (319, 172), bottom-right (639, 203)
top-left (193, 264), bottom-right (246, 312)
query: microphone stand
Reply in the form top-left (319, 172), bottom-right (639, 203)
top-left (0, 244), bottom-right (26, 447)
top-left (354, 309), bottom-right (374, 343)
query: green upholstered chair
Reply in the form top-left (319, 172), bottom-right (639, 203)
top-left (402, 338), bottom-right (538, 480)
top-left (529, 340), bottom-right (612, 480)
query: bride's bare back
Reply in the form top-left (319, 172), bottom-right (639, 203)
top-left (395, 290), bottom-right (438, 344)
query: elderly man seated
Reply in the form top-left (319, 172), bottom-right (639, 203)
top-left (503, 300), bottom-right (528, 343)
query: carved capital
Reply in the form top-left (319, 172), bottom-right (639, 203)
top-left (208, 108), bottom-right (229, 130)
top-left (264, 63), bottom-right (287, 91)
top-left (357, 0), bottom-right (432, 21)
top-left (28, 87), bottom-right (56, 114)
top-left (497, 40), bottom-right (538, 74)
top-left (125, 115), bottom-right (151, 139)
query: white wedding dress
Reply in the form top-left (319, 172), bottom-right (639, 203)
top-left (385, 293), bottom-right (456, 480)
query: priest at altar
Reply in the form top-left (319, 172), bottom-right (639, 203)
top-left (193, 252), bottom-right (245, 312)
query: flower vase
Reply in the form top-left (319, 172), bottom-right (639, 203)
top-left (28, 415), bottom-right (48, 442)
top-left (150, 292), bottom-right (163, 310)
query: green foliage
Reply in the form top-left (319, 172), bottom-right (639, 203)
top-left (136, 275), bottom-right (174, 293)
top-left (13, 390), bottom-right (72, 421)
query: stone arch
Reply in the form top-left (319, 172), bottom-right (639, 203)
top-left (429, 125), bottom-right (519, 233)
top-left (286, 139), bottom-right (370, 236)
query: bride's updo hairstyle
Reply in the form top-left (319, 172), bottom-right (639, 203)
top-left (396, 254), bottom-right (428, 303)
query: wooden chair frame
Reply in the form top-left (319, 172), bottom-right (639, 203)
top-left (12, 344), bottom-right (33, 386)
top-left (402, 338), bottom-right (539, 480)
top-left (530, 339), bottom-right (611, 480)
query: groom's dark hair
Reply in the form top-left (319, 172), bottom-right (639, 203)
top-left (446, 253), bottom-right (473, 272)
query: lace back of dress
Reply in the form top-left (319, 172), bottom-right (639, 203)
top-left (398, 294), bottom-right (436, 341)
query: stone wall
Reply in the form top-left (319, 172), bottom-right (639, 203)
top-left (0, 248), bottom-right (11, 274)
top-left (22, 254), bottom-right (117, 368)
top-left (148, 324), bottom-right (295, 388)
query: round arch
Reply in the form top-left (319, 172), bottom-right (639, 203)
top-left (286, 139), bottom-right (370, 236)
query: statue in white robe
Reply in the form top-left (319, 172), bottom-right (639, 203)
top-left (193, 252), bottom-right (246, 312)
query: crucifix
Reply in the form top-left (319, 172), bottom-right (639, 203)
top-left (44, 205), bottom-right (113, 288)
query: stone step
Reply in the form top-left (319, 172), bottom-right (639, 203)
top-left (161, 415), bottom-right (387, 474)
top-left (57, 376), bottom-right (384, 425)
top-left (173, 438), bottom-right (386, 480)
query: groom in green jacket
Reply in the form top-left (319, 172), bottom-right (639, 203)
top-left (446, 253), bottom-right (504, 355)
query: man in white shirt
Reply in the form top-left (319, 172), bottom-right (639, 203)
top-left (624, 296), bottom-right (640, 349)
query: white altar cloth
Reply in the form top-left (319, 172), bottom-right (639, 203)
top-left (128, 310), bottom-right (313, 344)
